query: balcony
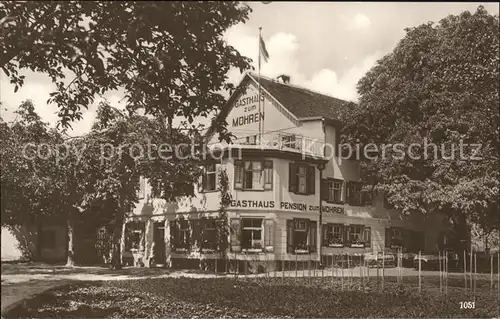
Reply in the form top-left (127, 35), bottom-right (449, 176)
top-left (209, 131), bottom-right (325, 159)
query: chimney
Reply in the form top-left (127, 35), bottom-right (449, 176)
top-left (277, 74), bottom-right (290, 84)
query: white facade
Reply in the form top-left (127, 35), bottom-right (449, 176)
top-left (123, 73), bottom-right (448, 268)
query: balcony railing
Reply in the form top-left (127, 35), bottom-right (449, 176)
top-left (210, 131), bottom-right (325, 158)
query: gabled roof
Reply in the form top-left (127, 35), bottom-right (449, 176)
top-left (248, 73), bottom-right (354, 120)
top-left (205, 72), bottom-right (354, 141)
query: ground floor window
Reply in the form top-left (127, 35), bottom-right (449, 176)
top-left (386, 227), bottom-right (404, 249)
top-left (323, 223), bottom-right (344, 247)
top-left (201, 218), bottom-right (217, 250)
top-left (230, 218), bottom-right (274, 252)
top-left (170, 219), bottom-right (190, 250)
top-left (125, 221), bottom-right (145, 251)
top-left (287, 218), bottom-right (317, 254)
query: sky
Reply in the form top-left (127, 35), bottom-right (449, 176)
top-left (0, 2), bottom-right (498, 138)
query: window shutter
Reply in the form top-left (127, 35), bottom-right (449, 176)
top-left (307, 165), bottom-right (315, 194)
top-left (289, 163), bottom-right (298, 193)
top-left (234, 160), bottom-right (243, 190)
top-left (309, 221), bottom-right (317, 252)
top-left (385, 228), bottom-right (392, 248)
top-left (264, 219), bottom-right (274, 252)
top-left (264, 160), bottom-right (273, 190)
top-left (345, 181), bottom-right (351, 204)
top-left (322, 224), bottom-right (328, 247)
top-left (170, 220), bottom-right (178, 249)
top-left (230, 218), bottom-right (241, 252)
top-left (191, 219), bottom-right (200, 251)
top-left (364, 227), bottom-right (371, 247)
top-left (286, 220), bottom-right (293, 253)
top-left (321, 179), bottom-right (329, 201)
top-left (344, 225), bottom-right (351, 246)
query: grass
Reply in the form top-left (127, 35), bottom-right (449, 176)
top-left (4, 276), bottom-right (500, 318)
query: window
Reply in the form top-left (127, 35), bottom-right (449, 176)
top-left (346, 181), bottom-right (363, 206)
top-left (298, 166), bottom-right (307, 193)
top-left (234, 160), bottom-right (273, 190)
top-left (350, 225), bottom-right (364, 246)
top-left (137, 176), bottom-right (146, 199)
top-left (246, 135), bottom-right (257, 145)
top-left (170, 219), bottom-right (190, 250)
top-left (326, 179), bottom-right (343, 203)
top-left (289, 163), bottom-right (315, 195)
top-left (202, 163), bottom-right (217, 192)
top-left (178, 220), bottom-right (190, 249)
top-left (282, 134), bottom-right (300, 150)
top-left (125, 222), bottom-right (145, 251)
top-left (323, 224), bottom-right (344, 247)
top-left (287, 219), bottom-right (317, 253)
top-left (228, 218), bottom-right (274, 252)
top-left (385, 227), bottom-right (404, 248)
top-left (201, 218), bottom-right (217, 250)
top-left (41, 229), bottom-right (56, 249)
top-left (241, 218), bottom-right (263, 250)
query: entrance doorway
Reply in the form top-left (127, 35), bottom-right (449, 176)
top-left (153, 222), bottom-right (166, 266)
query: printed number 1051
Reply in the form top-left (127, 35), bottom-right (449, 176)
top-left (460, 301), bottom-right (475, 309)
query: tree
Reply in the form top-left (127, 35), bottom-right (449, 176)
top-left (1, 1), bottom-right (252, 140)
top-left (0, 100), bottom-right (62, 260)
top-left (84, 102), bottom-right (204, 269)
top-left (340, 6), bottom-right (499, 251)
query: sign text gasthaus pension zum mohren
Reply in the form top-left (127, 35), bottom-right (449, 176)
top-left (229, 200), bottom-right (345, 215)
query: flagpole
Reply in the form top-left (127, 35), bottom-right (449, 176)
top-left (258, 27), bottom-right (262, 144)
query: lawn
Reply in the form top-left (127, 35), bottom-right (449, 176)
top-left (4, 276), bottom-right (499, 318)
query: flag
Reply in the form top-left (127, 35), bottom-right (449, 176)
top-left (259, 35), bottom-right (269, 63)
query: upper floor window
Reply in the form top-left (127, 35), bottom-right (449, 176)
top-left (346, 181), bottom-right (363, 206)
top-left (202, 163), bottom-right (217, 192)
top-left (234, 160), bottom-right (273, 190)
top-left (289, 163), bottom-right (315, 195)
top-left (282, 133), bottom-right (302, 150)
top-left (323, 179), bottom-right (343, 203)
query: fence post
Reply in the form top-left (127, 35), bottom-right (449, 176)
top-left (470, 245), bottom-right (473, 294)
top-left (331, 253), bottom-right (334, 285)
top-left (490, 253), bottom-right (493, 293)
top-left (295, 253), bottom-right (298, 283)
top-left (464, 250), bottom-right (467, 292)
top-left (382, 250), bottom-right (385, 291)
top-left (376, 252), bottom-right (379, 291)
top-left (341, 253), bottom-right (344, 291)
top-left (418, 250), bottom-right (422, 294)
top-left (474, 252), bottom-right (477, 300)
top-left (439, 250), bottom-right (442, 293)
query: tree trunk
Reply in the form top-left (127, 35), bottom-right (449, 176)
top-left (35, 217), bottom-right (42, 261)
top-left (111, 193), bottom-right (125, 270)
top-left (66, 214), bottom-right (75, 267)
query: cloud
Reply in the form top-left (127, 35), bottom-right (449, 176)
top-left (350, 13), bottom-right (372, 30)
top-left (224, 23), bottom-right (381, 102)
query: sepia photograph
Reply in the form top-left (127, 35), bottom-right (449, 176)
top-left (1, 1), bottom-right (499, 318)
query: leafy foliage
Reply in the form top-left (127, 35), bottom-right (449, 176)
top-left (1, 1), bottom-right (252, 139)
top-left (5, 277), bottom-right (499, 318)
top-left (340, 6), bottom-right (499, 247)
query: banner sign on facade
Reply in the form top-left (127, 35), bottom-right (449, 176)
top-left (229, 199), bottom-right (345, 215)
